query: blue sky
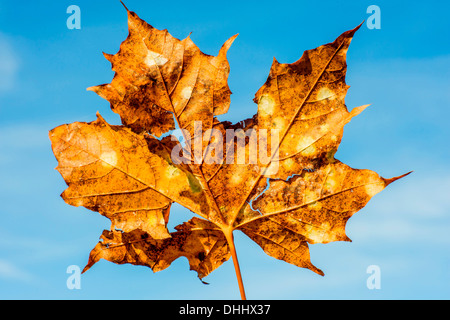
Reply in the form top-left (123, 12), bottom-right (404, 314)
top-left (0, 0), bottom-right (449, 300)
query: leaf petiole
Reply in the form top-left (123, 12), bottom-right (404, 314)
top-left (223, 228), bottom-right (247, 300)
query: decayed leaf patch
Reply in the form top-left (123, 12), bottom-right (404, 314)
top-left (50, 3), bottom-right (410, 298)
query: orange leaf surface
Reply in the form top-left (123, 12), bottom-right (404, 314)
top-left (49, 4), bottom-right (410, 299)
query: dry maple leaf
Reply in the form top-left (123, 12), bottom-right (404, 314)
top-left (49, 3), bottom-right (410, 300)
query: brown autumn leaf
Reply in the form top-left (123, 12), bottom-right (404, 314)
top-left (49, 3), bottom-right (410, 299)
top-left (83, 217), bottom-right (230, 281)
top-left (88, 3), bottom-right (237, 140)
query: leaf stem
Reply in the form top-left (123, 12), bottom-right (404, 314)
top-left (224, 228), bottom-right (247, 300)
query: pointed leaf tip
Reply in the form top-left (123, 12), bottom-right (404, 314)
top-left (227, 33), bottom-right (239, 45)
top-left (351, 104), bottom-right (371, 116)
top-left (272, 57), bottom-right (280, 66)
top-left (103, 52), bottom-right (114, 62)
top-left (356, 20), bottom-right (365, 30)
top-left (316, 267), bottom-right (325, 277)
top-left (349, 21), bottom-right (364, 35)
top-left (216, 34), bottom-right (239, 60)
top-left (342, 21), bottom-right (364, 39)
top-left (385, 171), bottom-right (413, 186)
top-left (119, 0), bottom-right (129, 12)
top-left (222, 34), bottom-right (239, 51)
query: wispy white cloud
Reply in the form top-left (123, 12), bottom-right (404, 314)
top-left (0, 259), bottom-right (34, 283)
top-left (0, 33), bottom-right (20, 93)
top-left (0, 123), bottom-right (50, 150)
top-left (346, 173), bottom-right (450, 246)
